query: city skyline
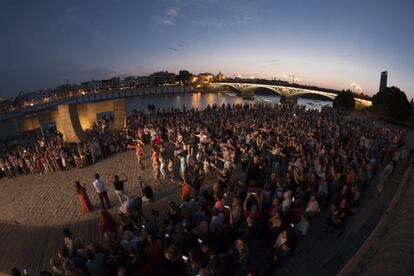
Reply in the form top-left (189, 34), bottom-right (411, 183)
top-left (0, 0), bottom-right (413, 99)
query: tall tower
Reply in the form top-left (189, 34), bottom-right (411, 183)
top-left (379, 71), bottom-right (388, 92)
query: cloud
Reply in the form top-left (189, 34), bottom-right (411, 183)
top-left (192, 16), bottom-right (256, 28)
top-left (166, 8), bottom-right (178, 17)
top-left (261, 59), bottom-right (278, 68)
top-left (168, 43), bottom-right (184, 52)
top-left (337, 54), bottom-right (353, 58)
top-left (189, 0), bottom-right (258, 28)
top-left (156, 7), bottom-right (179, 26)
top-left (350, 82), bottom-right (363, 92)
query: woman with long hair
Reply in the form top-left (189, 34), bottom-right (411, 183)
top-left (75, 181), bottom-right (93, 215)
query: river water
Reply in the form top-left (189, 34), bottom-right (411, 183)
top-left (124, 91), bottom-right (332, 115)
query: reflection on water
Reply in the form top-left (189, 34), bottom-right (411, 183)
top-left (125, 92), bottom-right (332, 115)
top-left (297, 97), bottom-right (332, 111)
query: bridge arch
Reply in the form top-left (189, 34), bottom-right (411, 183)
top-left (214, 84), bottom-right (243, 95)
top-left (292, 91), bottom-right (336, 101)
top-left (212, 83), bottom-right (337, 99)
top-left (212, 83), bottom-right (283, 97)
top-left (243, 85), bottom-right (283, 97)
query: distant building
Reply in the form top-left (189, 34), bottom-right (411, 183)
top-left (214, 71), bottom-right (225, 81)
top-left (110, 77), bottom-right (121, 89)
top-left (197, 73), bottom-right (213, 83)
top-left (81, 81), bottom-right (102, 93)
top-left (0, 97), bottom-right (7, 112)
top-left (122, 76), bottom-right (137, 89)
top-left (379, 71), bottom-right (388, 92)
top-left (149, 71), bottom-right (176, 84)
top-left (137, 76), bottom-right (150, 85)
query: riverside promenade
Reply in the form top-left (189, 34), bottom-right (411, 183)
top-left (0, 142), bottom-right (412, 275)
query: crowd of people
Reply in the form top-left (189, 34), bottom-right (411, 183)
top-left (0, 117), bottom-right (130, 178)
top-left (9, 103), bottom-right (409, 276)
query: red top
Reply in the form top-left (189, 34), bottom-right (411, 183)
top-left (244, 210), bottom-right (260, 220)
top-left (154, 135), bottom-right (162, 146)
top-left (99, 220), bottom-right (117, 234)
top-left (289, 208), bottom-right (303, 224)
top-left (136, 145), bottom-right (144, 156)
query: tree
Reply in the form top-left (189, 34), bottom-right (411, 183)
top-left (333, 90), bottom-right (355, 109)
top-left (372, 86), bottom-right (411, 120)
top-left (176, 70), bottom-right (193, 84)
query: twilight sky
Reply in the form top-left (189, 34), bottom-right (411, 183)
top-left (0, 0), bottom-right (413, 99)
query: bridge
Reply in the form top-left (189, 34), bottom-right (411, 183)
top-left (0, 85), bottom-right (194, 142)
top-left (211, 82), bottom-right (372, 107)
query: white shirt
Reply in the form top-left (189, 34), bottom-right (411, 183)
top-left (93, 179), bottom-right (106, 193)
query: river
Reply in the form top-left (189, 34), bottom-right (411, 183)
top-left (124, 91), bottom-right (332, 115)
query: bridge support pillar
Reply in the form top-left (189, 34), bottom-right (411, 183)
top-left (17, 110), bottom-right (58, 134)
top-left (18, 116), bottom-right (40, 132)
top-left (76, 99), bottom-right (126, 131)
top-left (113, 98), bottom-right (126, 130)
top-left (280, 95), bottom-right (298, 105)
top-left (241, 89), bottom-right (254, 100)
top-left (55, 104), bottom-right (89, 142)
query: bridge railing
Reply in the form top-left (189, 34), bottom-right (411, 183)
top-left (0, 85), bottom-right (195, 121)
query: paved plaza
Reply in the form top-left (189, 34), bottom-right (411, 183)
top-left (0, 150), bottom-right (180, 226)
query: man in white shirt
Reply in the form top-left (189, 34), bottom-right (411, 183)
top-left (93, 173), bottom-right (110, 209)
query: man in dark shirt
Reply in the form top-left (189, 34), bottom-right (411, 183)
top-left (113, 174), bottom-right (129, 205)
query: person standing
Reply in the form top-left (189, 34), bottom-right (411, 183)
top-left (159, 154), bottom-right (166, 180)
top-left (75, 181), bottom-right (94, 214)
top-left (135, 141), bottom-right (145, 170)
top-left (167, 158), bottom-right (175, 181)
top-left (151, 149), bottom-right (160, 181)
top-left (93, 173), bottom-right (110, 209)
top-left (113, 174), bottom-right (129, 205)
top-left (128, 140), bottom-right (144, 170)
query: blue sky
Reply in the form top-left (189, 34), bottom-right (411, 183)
top-left (0, 0), bottom-right (413, 99)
